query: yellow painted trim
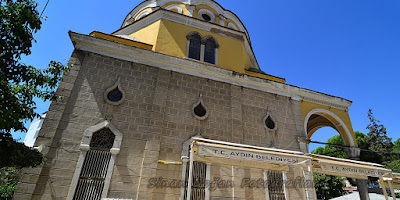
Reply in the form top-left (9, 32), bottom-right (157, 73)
top-left (90, 31), bottom-right (153, 50)
top-left (245, 71), bottom-right (286, 83)
top-left (158, 160), bottom-right (182, 165)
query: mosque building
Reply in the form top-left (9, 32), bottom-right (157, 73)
top-left (14, 0), bottom-right (400, 200)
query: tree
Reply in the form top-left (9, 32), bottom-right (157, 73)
top-left (364, 109), bottom-right (393, 164)
top-left (311, 109), bottom-right (400, 199)
top-left (312, 135), bottom-right (348, 158)
top-left (393, 138), bottom-right (400, 153)
top-left (0, 0), bottom-right (68, 168)
top-left (313, 173), bottom-right (345, 200)
top-left (312, 138), bottom-right (347, 199)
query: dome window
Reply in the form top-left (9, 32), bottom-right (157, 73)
top-left (198, 9), bottom-right (216, 23)
top-left (202, 14), bottom-right (211, 21)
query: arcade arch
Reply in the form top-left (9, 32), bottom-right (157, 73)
top-left (304, 108), bottom-right (357, 149)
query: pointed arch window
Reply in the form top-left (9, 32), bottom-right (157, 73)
top-left (186, 32), bottom-right (219, 65)
top-left (68, 121), bottom-right (123, 200)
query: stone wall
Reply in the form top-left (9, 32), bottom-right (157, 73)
top-left (14, 51), bottom-right (306, 200)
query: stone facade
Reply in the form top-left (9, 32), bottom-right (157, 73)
top-left (14, 50), bottom-right (308, 200)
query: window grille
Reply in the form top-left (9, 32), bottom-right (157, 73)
top-left (73, 128), bottom-right (115, 200)
top-left (188, 35), bottom-right (202, 61)
top-left (267, 171), bottom-right (286, 200)
top-left (185, 161), bottom-right (207, 200)
top-left (204, 39), bottom-right (216, 64)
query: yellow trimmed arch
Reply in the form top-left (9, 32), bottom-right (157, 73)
top-left (304, 108), bottom-right (357, 147)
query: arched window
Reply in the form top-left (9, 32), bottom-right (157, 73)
top-left (186, 33), bottom-right (219, 65)
top-left (68, 121), bottom-right (123, 200)
top-left (188, 33), bottom-right (202, 61)
top-left (73, 128), bottom-right (114, 200)
top-left (204, 39), bottom-right (217, 64)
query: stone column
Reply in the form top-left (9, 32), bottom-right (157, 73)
top-left (297, 137), bottom-right (311, 154)
top-left (180, 156), bottom-right (189, 200)
top-left (346, 147), bottom-right (370, 200)
top-left (205, 163), bottom-right (211, 200)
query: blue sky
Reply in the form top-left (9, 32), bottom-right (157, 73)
top-left (15, 0), bottom-right (400, 151)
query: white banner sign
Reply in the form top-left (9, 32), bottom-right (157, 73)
top-left (320, 163), bottom-right (388, 178)
top-left (197, 144), bottom-right (306, 166)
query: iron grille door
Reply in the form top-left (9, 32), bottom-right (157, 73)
top-left (73, 128), bottom-right (115, 200)
top-left (268, 171), bottom-right (286, 200)
top-left (185, 161), bottom-right (207, 200)
top-left (73, 150), bottom-right (112, 200)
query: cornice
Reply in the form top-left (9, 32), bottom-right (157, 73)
top-left (69, 31), bottom-right (352, 110)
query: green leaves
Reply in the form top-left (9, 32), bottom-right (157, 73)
top-left (0, 0), bottom-right (69, 169)
top-left (0, 167), bottom-right (20, 199)
top-left (313, 173), bottom-right (345, 199)
top-left (311, 135), bottom-right (348, 158)
top-left (0, 132), bottom-right (43, 169)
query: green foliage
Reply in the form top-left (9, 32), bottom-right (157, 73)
top-left (0, 134), bottom-right (43, 169)
top-left (312, 135), bottom-right (347, 199)
top-left (384, 160), bottom-right (400, 173)
top-left (311, 109), bottom-right (400, 199)
top-left (0, 167), bottom-right (19, 199)
top-left (364, 109), bottom-right (393, 164)
top-left (313, 173), bottom-right (345, 199)
top-left (0, 0), bottom-right (69, 168)
top-left (393, 138), bottom-right (400, 153)
top-left (311, 135), bottom-right (348, 158)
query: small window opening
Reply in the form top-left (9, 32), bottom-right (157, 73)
top-left (194, 104), bottom-right (207, 118)
top-left (104, 78), bottom-right (125, 106)
top-left (201, 14), bottom-right (211, 22)
top-left (107, 88), bottom-right (123, 102)
top-left (192, 94), bottom-right (209, 120)
top-left (265, 116), bottom-right (275, 130)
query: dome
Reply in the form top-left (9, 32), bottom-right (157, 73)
top-left (122, 0), bottom-right (249, 39)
